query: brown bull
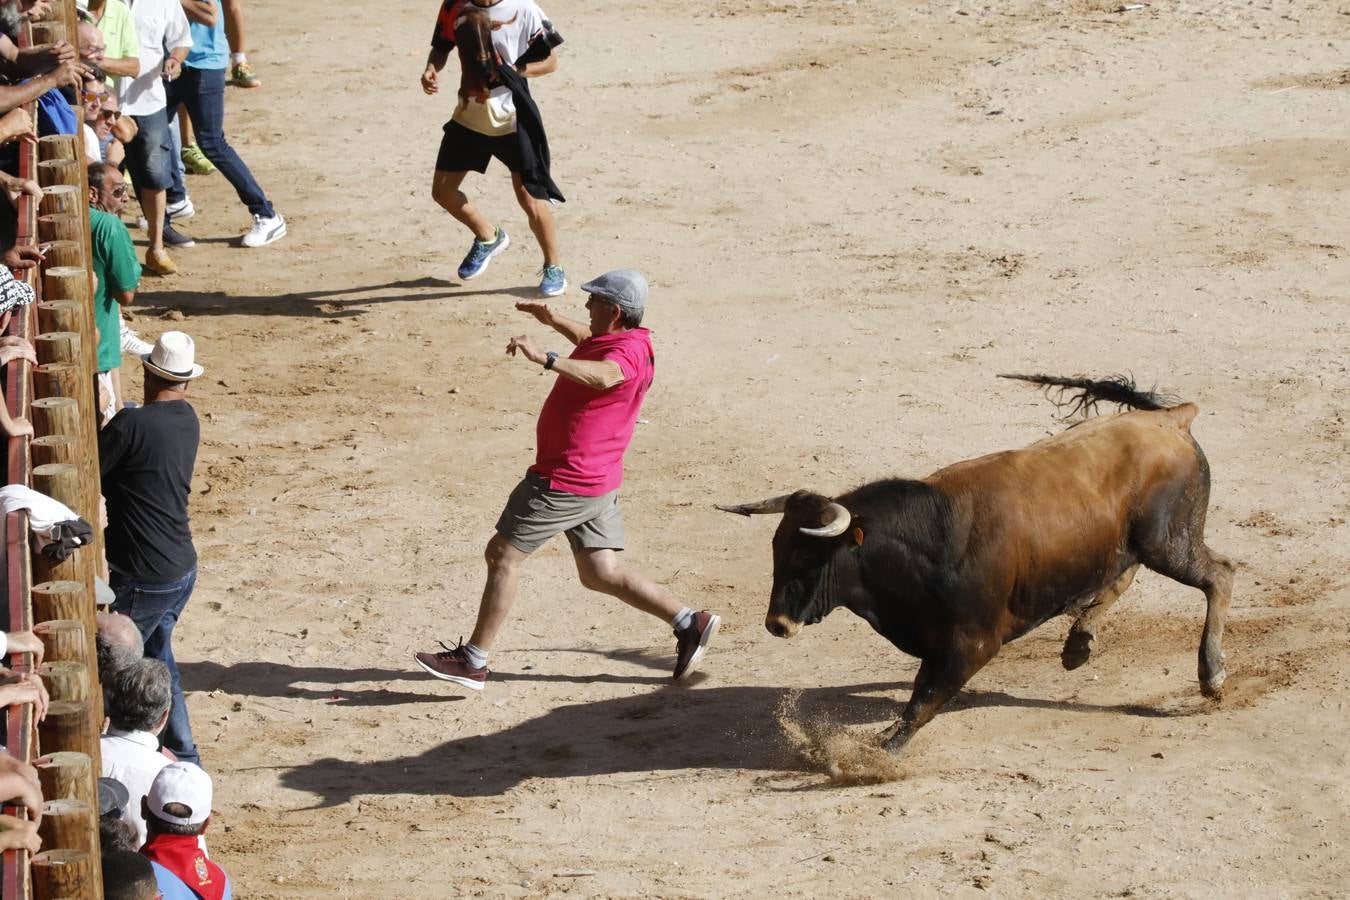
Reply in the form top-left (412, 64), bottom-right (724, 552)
top-left (719, 374), bottom-right (1235, 753)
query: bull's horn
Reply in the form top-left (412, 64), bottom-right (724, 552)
top-left (799, 501), bottom-right (851, 538)
top-left (715, 494), bottom-right (795, 517)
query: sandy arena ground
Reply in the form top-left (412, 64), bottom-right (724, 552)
top-left (118, 0), bottom-right (1349, 896)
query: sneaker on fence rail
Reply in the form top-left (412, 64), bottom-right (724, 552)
top-left (538, 264), bottom-right (567, 297)
top-left (181, 143), bottom-right (216, 175)
top-left (673, 610), bottom-right (720, 680)
top-left (413, 640), bottom-right (488, 690)
top-left (241, 213), bottom-right (286, 248)
top-left (457, 226), bottom-right (509, 280)
top-left (144, 248), bottom-right (177, 276)
top-left (166, 195), bottom-right (196, 220)
top-left (120, 320), bottom-right (154, 357)
top-left (162, 223), bottom-right (195, 248)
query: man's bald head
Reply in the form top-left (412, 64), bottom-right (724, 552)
top-left (96, 612), bottom-right (143, 680)
top-left (77, 21), bottom-right (104, 58)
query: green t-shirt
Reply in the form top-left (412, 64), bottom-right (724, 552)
top-left (89, 207), bottom-right (141, 372)
top-left (93, 0), bottom-right (141, 93)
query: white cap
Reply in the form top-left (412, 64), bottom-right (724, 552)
top-left (147, 762), bottom-right (212, 826)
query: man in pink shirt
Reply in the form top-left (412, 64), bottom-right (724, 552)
top-left (414, 270), bottom-right (719, 689)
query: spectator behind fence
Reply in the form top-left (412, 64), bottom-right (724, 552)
top-left (101, 784), bottom-right (197, 900)
top-left (101, 657), bottom-right (173, 846)
top-left (141, 762), bottom-right (231, 900)
top-left (82, 0), bottom-right (142, 92)
top-left (97, 610), bottom-right (145, 681)
top-left (88, 161), bottom-right (141, 418)
top-left (0, 188), bottom-right (37, 440)
top-left (0, 752), bottom-right (42, 843)
top-left (101, 332), bottom-right (204, 768)
top-left (102, 849), bottom-right (159, 900)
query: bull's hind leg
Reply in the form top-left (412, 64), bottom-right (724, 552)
top-left (1062, 565), bottom-right (1140, 670)
top-left (1143, 542), bottom-right (1235, 698)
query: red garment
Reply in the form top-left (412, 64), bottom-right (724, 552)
top-left (142, 833), bottom-right (228, 900)
top-left (531, 329), bottom-right (654, 496)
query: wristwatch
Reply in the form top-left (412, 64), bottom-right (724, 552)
top-left (544, 351), bottom-right (559, 370)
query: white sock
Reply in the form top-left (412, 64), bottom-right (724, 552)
top-left (231, 52), bottom-right (247, 65)
top-left (671, 608), bottom-right (694, 632)
top-left (463, 642), bottom-right (488, 669)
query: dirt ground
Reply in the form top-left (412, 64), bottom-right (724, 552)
top-left (119, 0), bottom-right (1349, 896)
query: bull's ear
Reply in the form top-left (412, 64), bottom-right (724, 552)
top-left (851, 526), bottom-right (865, 547)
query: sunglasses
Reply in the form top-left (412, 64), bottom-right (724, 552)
top-left (83, 91), bottom-right (111, 104)
top-left (110, 184), bottom-right (128, 198)
top-left (98, 109), bottom-right (120, 121)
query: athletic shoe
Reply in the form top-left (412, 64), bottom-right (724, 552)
top-left (457, 227), bottom-right (509, 280)
top-left (181, 143), bottom-right (216, 175)
top-left (414, 640), bottom-right (488, 690)
top-left (230, 62), bottom-right (261, 88)
top-left (166, 196), bottom-right (195, 220)
top-left (242, 213), bottom-right (286, 248)
top-left (162, 223), bottom-right (195, 248)
top-left (143, 248), bottom-right (177, 276)
top-left (538, 264), bottom-right (567, 297)
top-left (673, 610), bottom-right (721, 680)
top-left (120, 321), bottom-right (153, 356)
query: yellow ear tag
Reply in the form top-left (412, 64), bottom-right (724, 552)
top-left (851, 527), bottom-right (865, 547)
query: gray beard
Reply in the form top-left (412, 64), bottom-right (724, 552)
top-left (0, 4), bottom-right (22, 41)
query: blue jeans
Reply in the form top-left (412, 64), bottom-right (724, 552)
top-left (110, 568), bottom-right (201, 767)
top-left (165, 66), bottom-right (274, 218)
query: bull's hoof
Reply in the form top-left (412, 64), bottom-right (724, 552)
top-left (1061, 631), bottom-right (1094, 671)
top-left (1200, 668), bottom-right (1226, 699)
top-left (879, 723), bottom-right (910, 755)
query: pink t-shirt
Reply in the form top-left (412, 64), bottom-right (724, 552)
top-left (531, 328), bottom-right (655, 496)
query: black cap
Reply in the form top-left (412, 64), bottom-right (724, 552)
top-left (98, 776), bottom-right (129, 818)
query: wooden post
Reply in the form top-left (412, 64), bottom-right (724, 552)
top-left (36, 159), bottom-right (78, 190)
top-left (37, 214), bottom-right (83, 246)
top-left (38, 662), bottom-right (88, 704)
top-left (38, 240), bottom-right (83, 270)
top-left (35, 752), bottom-right (94, 806)
top-left (30, 581), bottom-right (86, 624)
top-left (30, 464), bottom-right (98, 674)
top-left (34, 332), bottom-right (81, 366)
top-left (30, 397), bottom-right (80, 440)
top-left (31, 434), bottom-right (78, 467)
top-left (33, 363), bottom-right (83, 405)
top-left (36, 700), bottom-right (97, 756)
top-left (29, 22), bottom-right (65, 45)
top-left (37, 301), bottom-right (82, 336)
top-left (34, 620), bottom-right (85, 665)
top-left (30, 849), bottom-right (97, 900)
top-left (38, 800), bottom-right (97, 857)
top-left (31, 463), bottom-right (79, 508)
top-left (37, 135), bottom-right (80, 165)
top-left (37, 184), bottom-right (82, 218)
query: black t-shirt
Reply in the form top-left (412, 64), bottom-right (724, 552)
top-left (99, 399), bottom-right (200, 582)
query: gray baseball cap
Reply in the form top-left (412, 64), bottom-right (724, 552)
top-left (580, 269), bottom-right (648, 316)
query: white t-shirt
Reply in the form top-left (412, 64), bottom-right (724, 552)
top-left (102, 729), bottom-right (172, 847)
top-left (433, 0), bottom-right (554, 136)
top-left (83, 124), bottom-right (103, 162)
top-left (120, 0), bottom-right (192, 116)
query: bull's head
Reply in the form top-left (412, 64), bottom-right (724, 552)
top-left (454, 8), bottom-right (499, 87)
top-left (717, 491), bottom-right (860, 639)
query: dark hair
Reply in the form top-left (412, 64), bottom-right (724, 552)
top-left (83, 63), bottom-right (108, 83)
top-left (99, 815), bottom-right (139, 853)
top-left (144, 807), bottom-right (204, 838)
top-left (619, 306), bottom-right (643, 329)
top-left (104, 658), bottom-right (171, 733)
top-left (0, 188), bottom-right (17, 256)
top-left (88, 161), bottom-right (118, 193)
top-left (101, 850), bottom-right (157, 900)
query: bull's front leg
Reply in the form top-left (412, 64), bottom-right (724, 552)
top-left (881, 639), bottom-right (999, 754)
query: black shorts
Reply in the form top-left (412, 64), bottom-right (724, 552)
top-left (436, 120), bottom-right (524, 174)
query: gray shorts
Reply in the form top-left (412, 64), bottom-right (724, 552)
top-left (495, 472), bottom-right (625, 554)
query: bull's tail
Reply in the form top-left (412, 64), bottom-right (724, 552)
top-left (999, 373), bottom-right (1181, 419)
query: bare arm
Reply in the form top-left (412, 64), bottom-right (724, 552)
top-left (180, 0), bottom-right (217, 26)
top-left (97, 55), bottom-right (141, 78)
top-left (515, 301), bottom-right (589, 345)
top-left (517, 51), bottom-right (557, 78)
top-left (422, 45), bottom-right (451, 94)
top-left (505, 334), bottom-right (623, 390)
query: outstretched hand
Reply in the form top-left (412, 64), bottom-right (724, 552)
top-left (514, 301), bottom-right (553, 325)
top-left (505, 334), bottom-right (545, 366)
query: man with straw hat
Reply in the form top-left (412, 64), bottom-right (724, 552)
top-left (100, 331), bottom-right (205, 767)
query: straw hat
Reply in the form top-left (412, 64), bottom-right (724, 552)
top-left (141, 331), bottom-right (204, 381)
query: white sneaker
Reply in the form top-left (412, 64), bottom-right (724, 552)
top-left (166, 196), bottom-right (195, 220)
top-left (242, 213), bottom-right (286, 248)
top-left (120, 320), bottom-right (153, 357)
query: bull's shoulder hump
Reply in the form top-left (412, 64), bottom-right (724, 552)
top-left (1165, 401), bottom-right (1200, 430)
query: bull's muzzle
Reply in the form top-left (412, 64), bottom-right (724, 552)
top-left (765, 613), bottom-right (802, 639)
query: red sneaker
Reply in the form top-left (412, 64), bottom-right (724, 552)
top-left (673, 611), bottom-right (720, 680)
top-left (414, 640), bottom-right (488, 690)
